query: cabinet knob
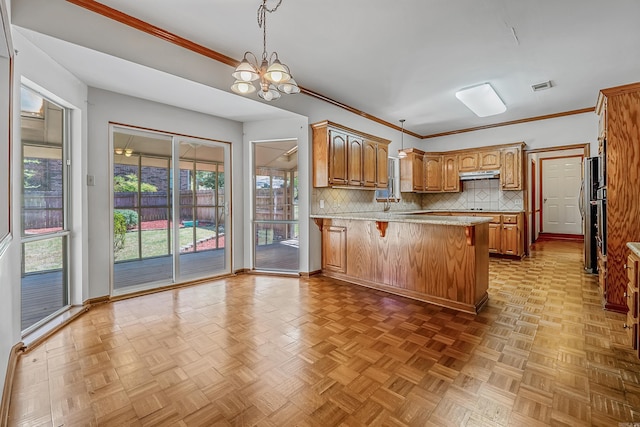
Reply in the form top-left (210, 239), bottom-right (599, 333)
top-left (623, 323), bottom-right (630, 329)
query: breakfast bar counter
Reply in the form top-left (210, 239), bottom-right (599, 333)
top-left (311, 212), bottom-right (490, 314)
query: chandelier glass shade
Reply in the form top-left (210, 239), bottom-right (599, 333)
top-left (231, 0), bottom-right (299, 101)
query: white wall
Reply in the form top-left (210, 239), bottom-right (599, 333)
top-left (419, 112), bottom-right (598, 153)
top-left (86, 88), bottom-right (244, 298)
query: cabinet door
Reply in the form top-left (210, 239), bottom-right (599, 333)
top-left (347, 136), bottom-right (363, 186)
top-left (502, 224), bottom-right (519, 255)
top-left (413, 153), bottom-right (425, 191)
top-left (442, 155), bottom-right (460, 192)
top-left (329, 130), bottom-right (348, 185)
top-left (488, 223), bottom-right (501, 253)
top-left (458, 153), bottom-right (479, 172)
top-left (323, 225), bottom-right (347, 273)
top-left (376, 143), bottom-right (389, 188)
top-left (363, 140), bottom-right (377, 187)
top-left (479, 150), bottom-right (501, 170)
top-left (501, 147), bottom-right (522, 190)
top-left (424, 155), bottom-right (443, 192)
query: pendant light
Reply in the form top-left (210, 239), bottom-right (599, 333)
top-left (397, 119), bottom-right (407, 159)
top-left (231, 0), bottom-right (300, 101)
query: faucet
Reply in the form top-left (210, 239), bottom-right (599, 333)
top-left (383, 196), bottom-right (391, 212)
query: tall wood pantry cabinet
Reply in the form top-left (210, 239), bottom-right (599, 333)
top-left (596, 82), bottom-right (640, 313)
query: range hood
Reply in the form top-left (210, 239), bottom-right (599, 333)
top-left (459, 170), bottom-right (500, 181)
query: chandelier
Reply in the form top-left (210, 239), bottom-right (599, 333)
top-left (231, 0), bottom-right (300, 101)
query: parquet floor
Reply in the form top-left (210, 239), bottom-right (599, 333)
top-left (8, 241), bottom-right (640, 426)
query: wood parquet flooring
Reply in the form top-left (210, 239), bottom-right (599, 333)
top-left (8, 240), bottom-right (640, 426)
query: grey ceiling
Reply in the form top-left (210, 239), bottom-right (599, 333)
top-left (11, 0), bottom-right (640, 136)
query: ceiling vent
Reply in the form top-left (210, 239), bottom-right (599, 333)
top-left (531, 81), bottom-right (552, 92)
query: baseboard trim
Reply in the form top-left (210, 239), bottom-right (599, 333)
top-left (536, 232), bottom-right (584, 242)
top-left (22, 306), bottom-right (89, 351)
top-left (300, 270), bottom-right (322, 278)
top-left (83, 295), bottom-right (110, 306)
top-left (234, 268), bottom-right (250, 275)
top-left (1, 342), bottom-right (25, 427)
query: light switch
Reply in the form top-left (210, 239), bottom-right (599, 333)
top-left (319, 200), bottom-right (325, 209)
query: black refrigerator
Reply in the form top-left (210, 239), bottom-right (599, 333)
top-left (580, 157), bottom-right (599, 273)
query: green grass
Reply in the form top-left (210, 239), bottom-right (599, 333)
top-left (23, 238), bottom-right (64, 273)
top-left (115, 227), bottom-right (217, 261)
top-left (23, 227), bottom-right (218, 268)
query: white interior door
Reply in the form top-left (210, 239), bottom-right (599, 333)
top-left (541, 156), bottom-right (583, 235)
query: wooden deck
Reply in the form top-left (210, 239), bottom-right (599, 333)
top-left (21, 242), bottom-right (299, 330)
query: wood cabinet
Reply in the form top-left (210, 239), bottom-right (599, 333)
top-left (347, 136), bottom-right (363, 186)
top-left (486, 216), bottom-right (501, 254)
top-left (312, 121), bottom-right (391, 188)
top-left (596, 82), bottom-right (640, 313)
top-left (318, 218), bottom-right (489, 314)
top-left (479, 150), bottom-right (501, 170)
top-left (322, 225), bottom-right (347, 273)
top-left (459, 153), bottom-right (479, 171)
top-left (625, 250), bottom-right (639, 352)
top-left (399, 143), bottom-right (523, 193)
top-left (424, 155), bottom-right (443, 192)
top-left (442, 154), bottom-right (460, 192)
top-left (363, 140), bottom-right (377, 187)
top-left (400, 148), bottom-right (425, 192)
top-left (501, 214), bottom-right (520, 255)
top-left (501, 146), bottom-right (523, 190)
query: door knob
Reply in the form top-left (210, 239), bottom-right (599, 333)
top-left (543, 198), bottom-right (547, 203)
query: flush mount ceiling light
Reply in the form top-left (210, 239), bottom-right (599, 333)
top-left (231, 0), bottom-right (300, 101)
top-left (397, 119), bottom-right (407, 159)
top-left (455, 83), bottom-right (506, 117)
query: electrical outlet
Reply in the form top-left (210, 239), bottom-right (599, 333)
top-left (319, 199), bottom-right (325, 209)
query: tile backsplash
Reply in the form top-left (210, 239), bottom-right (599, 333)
top-left (312, 188), bottom-right (422, 214)
top-left (423, 179), bottom-right (523, 211)
top-left (312, 180), bottom-right (523, 214)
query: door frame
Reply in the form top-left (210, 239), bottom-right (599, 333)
top-left (539, 154), bottom-right (584, 236)
top-left (526, 143), bottom-right (590, 244)
top-left (109, 123), bottom-right (233, 295)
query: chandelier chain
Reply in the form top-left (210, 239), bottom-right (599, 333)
top-left (258, 0), bottom-right (283, 59)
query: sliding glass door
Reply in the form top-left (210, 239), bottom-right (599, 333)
top-left (112, 127), bottom-right (230, 293)
top-left (20, 86), bottom-right (70, 332)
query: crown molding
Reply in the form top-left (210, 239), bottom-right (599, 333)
top-left (66, 1), bottom-right (594, 139)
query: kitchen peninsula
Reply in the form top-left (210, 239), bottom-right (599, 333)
top-left (311, 212), bottom-right (491, 314)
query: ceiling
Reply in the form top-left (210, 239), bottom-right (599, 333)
top-left (11, 0), bottom-right (640, 136)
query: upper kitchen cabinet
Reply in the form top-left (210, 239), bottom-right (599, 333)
top-left (347, 135), bottom-right (364, 186)
top-left (459, 153), bottom-right (479, 172)
top-left (312, 121), bottom-right (390, 188)
top-left (596, 82), bottom-right (640, 314)
top-left (400, 148), bottom-right (425, 192)
top-left (500, 144), bottom-right (524, 190)
top-left (442, 154), bottom-right (460, 192)
top-left (479, 150), bottom-right (501, 170)
top-left (424, 155), bottom-right (443, 192)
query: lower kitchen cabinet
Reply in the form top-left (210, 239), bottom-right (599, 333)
top-left (501, 214), bottom-right (520, 255)
top-left (487, 216), bottom-right (501, 254)
top-left (322, 225), bottom-right (347, 273)
top-left (440, 212), bottom-right (524, 257)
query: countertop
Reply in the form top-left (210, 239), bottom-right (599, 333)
top-left (627, 242), bottom-right (640, 258)
top-left (310, 211), bottom-right (491, 227)
top-left (418, 209), bottom-right (525, 214)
